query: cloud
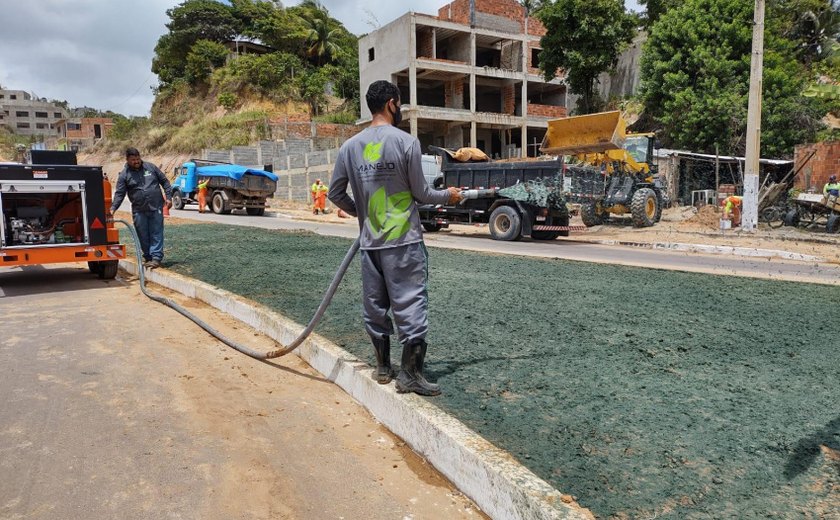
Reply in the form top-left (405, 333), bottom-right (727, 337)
top-left (0, 0), bottom-right (178, 116)
top-left (0, 0), bottom-right (643, 117)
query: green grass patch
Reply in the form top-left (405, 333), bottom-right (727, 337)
top-left (140, 224), bottom-right (840, 518)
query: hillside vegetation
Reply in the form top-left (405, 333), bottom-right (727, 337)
top-left (96, 0), bottom-right (359, 156)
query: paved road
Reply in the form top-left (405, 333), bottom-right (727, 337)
top-left (0, 264), bottom-right (483, 520)
top-left (168, 206), bottom-right (840, 286)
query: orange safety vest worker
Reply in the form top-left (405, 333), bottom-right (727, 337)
top-left (311, 179), bottom-right (328, 214)
top-left (197, 178), bottom-right (209, 213)
top-left (722, 195), bottom-right (742, 225)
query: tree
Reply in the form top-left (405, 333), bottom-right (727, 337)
top-left (303, 15), bottom-right (342, 65)
top-left (640, 0), bottom-right (825, 157)
top-left (185, 40), bottom-right (229, 84)
top-left (537, 0), bottom-right (636, 114)
top-left (152, 0), bottom-right (240, 87)
top-left (638, 0), bottom-right (683, 27)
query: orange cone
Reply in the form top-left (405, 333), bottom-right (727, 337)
top-left (163, 204), bottom-right (170, 218)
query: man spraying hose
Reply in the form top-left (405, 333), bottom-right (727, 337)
top-left (329, 80), bottom-right (462, 396)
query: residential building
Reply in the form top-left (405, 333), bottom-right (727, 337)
top-left (358, 0), bottom-right (568, 158)
top-left (0, 89), bottom-right (68, 137)
top-left (54, 117), bottom-right (114, 151)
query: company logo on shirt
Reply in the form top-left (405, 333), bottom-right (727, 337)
top-left (358, 141), bottom-right (395, 174)
top-left (363, 142), bottom-right (383, 163)
top-left (144, 170), bottom-right (153, 177)
top-left (367, 187), bottom-right (412, 241)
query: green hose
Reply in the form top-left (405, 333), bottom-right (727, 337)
top-left (114, 219), bottom-right (360, 359)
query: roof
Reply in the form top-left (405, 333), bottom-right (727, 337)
top-left (655, 148), bottom-right (793, 166)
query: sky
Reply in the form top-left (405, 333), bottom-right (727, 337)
top-left (0, 0), bottom-right (642, 117)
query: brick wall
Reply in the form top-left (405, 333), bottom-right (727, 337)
top-left (527, 103), bottom-right (567, 118)
top-left (417, 28), bottom-right (434, 58)
top-left (437, 0), bottom-right (544, 35)
top-left (445, 81), bottom-right (465, 109)
top-left (794, 141), bottom-right (840, 191)
top-left (502, 84), bottom-right (515, 115)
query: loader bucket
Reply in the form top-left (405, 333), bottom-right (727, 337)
top-left (540, 110), bottom-right (627, 155)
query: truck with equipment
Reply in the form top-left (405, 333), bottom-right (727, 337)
top-left (170, 160), bottom-right (278, 216)
top-left (540, 111), bottom-right (665, 228)
top-left (0, 152), bottom-right (126, 278)
top-left (418, 146), bottom-right (576, 241)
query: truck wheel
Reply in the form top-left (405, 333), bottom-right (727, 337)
top-left (97, 260), bottom-right (119, 279)
top-left (246, 207), bottom-right (265, 216)
top-left (531, 230), bottom-right (560, 240)
top-left (88, 261), bottom-right (103, 274)
top-left (558, 215), bottom-right (570, 237)
top-left (422, 222), bottom-right (441, 232)
top-left (826, 214), bottom-right (840, 234)
top-left (212, 192), bottom-right (230, 214)
top-left (580, 203), bottom-right (604, 227)
top-left (489, 206), bottom-right (522, 241)
top-left (783, 208), bottom-right (800, 227)
top-left (630, 188), bottom-right (658, 228)
top-left (171, 190), bottom-right (185, 210)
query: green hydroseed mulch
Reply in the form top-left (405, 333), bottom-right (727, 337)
top-left (146, 225), bottom-right (839, 518)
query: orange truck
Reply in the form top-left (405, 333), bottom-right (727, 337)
top-left (0, 151), bottom-right (126, 278)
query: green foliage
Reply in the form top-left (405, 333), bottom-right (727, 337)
top-left (640, 0), bottom-right (826, 157)
top-left (217, 92), bottom-right (238, 109)
top-left (537, 0), bottom-right (636, 114)
top-left (212, 52), bottom-right (302, 99)
top-left (297, 67), bottom-right (329, 115)
top-left (163, 110), bottom-right (270, 152)
top-left (313, 111), bottom-right (358, 124)
top-left (152, 0), bottom-right (240, 87)
top-left (109, 116), bottom-right (150, 141)
top-left (638, 0), bottom-right (683, 26)
top-left (185, 39), bottom-right (228, 84)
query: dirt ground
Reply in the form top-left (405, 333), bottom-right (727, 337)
top-left (141, 223), bottom-right (840, 519)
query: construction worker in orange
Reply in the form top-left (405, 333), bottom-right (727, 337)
top-left (311, 179), bottom-right (328, 214)
top-left (197, 177), bottom-right (210, 213)
top-left (722, 195), bottom-right (743, 226)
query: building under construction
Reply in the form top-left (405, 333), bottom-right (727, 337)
top-left (358, 0), bottom-right (569, 159)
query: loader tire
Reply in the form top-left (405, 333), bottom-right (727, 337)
top-left (580, 203), bottom-right (604, 227)
top-left (631, 188), bottom-right (658, 228)
top-left (489, 206), bottom-right (522, 241)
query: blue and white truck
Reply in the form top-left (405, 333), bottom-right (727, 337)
top-left (170, 160), bottom-right (279, 216)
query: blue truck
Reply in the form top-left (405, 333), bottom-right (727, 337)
top-left (170, 160), bottom-right (279, 216)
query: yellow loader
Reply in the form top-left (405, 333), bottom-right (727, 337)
top-left (540, 111), bottom-right (665, 227)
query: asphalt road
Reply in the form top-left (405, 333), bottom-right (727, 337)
top-left (170, 205), bottom-right (840, 286)
top-left (0, 264), bottom-right (483, 520)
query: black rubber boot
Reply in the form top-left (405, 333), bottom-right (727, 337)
top-left (395, 339), bottom-right (441, 396)
top-left (371, 337), bottom-right (395, 384)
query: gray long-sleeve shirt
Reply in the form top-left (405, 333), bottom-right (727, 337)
top-left (111, 161), bottom-right (172, 213)
top-left (328, 125), bottom-right (451, 250)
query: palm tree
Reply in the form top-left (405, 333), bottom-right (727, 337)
top-left (303, 15), bottom-right (341, 65)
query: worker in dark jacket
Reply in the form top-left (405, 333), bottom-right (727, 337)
top-left (328, 80), bottom-right (462, 396)
top-left (110, 147), bottom-right (172, 269)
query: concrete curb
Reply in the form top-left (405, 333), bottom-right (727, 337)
top-left (586, 239), bottom-right (824, 262)
top-left (120, 260), bottom-right (594, 520)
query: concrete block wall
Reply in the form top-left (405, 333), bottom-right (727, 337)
top-left (794, 141), bottom-right (840, 191)
top-left (417, 27), bottom-right (434, 58)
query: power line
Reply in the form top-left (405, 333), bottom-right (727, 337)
top-left (107, 72), bottom-right (155, 115)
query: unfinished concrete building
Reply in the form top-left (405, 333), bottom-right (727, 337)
top-left (358, 0), bottom-right (568, 159)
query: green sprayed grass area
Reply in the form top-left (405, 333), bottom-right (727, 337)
top-left (145, 225), bottom-right (839, 518)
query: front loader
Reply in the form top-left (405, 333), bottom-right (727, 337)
top-left (540, 111), bottom-right (665, 228)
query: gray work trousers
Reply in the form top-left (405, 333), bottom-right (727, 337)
top-left (360, 242), bottom-right (429, 346)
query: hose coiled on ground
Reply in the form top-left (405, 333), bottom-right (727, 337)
top-left (114, 218), bottom-right (359, 359)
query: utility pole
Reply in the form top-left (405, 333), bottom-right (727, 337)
top-left (742, 0), bottom-right (765, 231)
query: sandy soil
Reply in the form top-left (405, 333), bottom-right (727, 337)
top-left (155, 224), bottom-right (840, 519)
